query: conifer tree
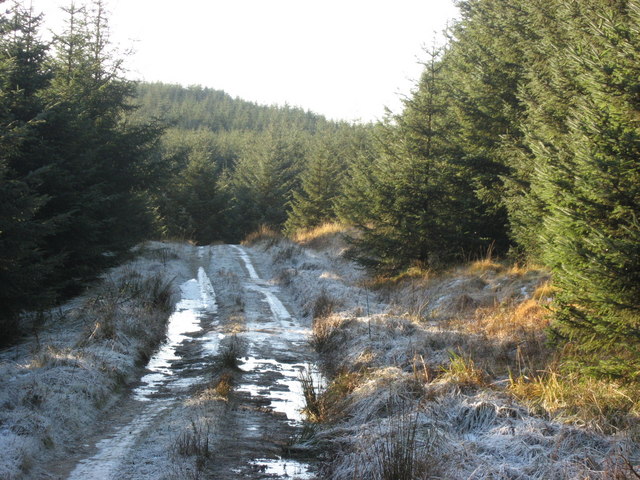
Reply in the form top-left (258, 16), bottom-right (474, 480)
top-left (229, 127), bottom-right (306, 238)
top-left (346, 50), bottom-right (482, 272)
top-left (32, 0), bottom-right (161, 288)
top-left (0, 1), bottom-right (56, 340)
top-left (285, 138), bottom-right (345, 233)
top-left (443, 0), bottom-right (533, 255)
top-left (528, 0), bottom-right (640, 379)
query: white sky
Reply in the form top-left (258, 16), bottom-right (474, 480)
top-left (30, 0), bottom-right (460, 123)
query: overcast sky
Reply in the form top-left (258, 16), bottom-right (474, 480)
top-left (29, 0), bottom-right (460, 123)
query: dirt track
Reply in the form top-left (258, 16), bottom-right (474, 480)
top-left (47, 244), bottom-right (317, 480)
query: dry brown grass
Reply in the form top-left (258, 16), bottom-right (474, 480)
top-left (464, 299), bottom-right (550, 340)
top-left (241, 225), bottom-right (282, 246)
top-left (509, 369), bottom-right (640, 434)
top-left (365, 265), bottom-right (434, 293)
top-left (213, 372), bottom-right (233, 398)
top-left (440, 353), bottom-right (489, 389)
top-left (291, 222), bottom-right (346, 247)
top-left (467, 258), bottom-right (504, 275)
top-left (314, 370), bottom-right (367, 423)
top-left (532, 281), bottom-right (556, 301)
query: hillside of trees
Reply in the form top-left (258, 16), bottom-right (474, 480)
top-left (129, 82), bottom-right (372, 243)
top-left (0, 0), bottom-right (371, 342)
top-left (1, 0), bottom-right (638, 381)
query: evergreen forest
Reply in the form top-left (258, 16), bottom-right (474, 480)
top-left (1, 0), bottom-right (639, 382)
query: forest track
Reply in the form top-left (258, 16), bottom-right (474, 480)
top-left (46, 244), bottom-right (317, 480)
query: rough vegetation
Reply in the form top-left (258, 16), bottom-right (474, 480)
top-left (255, 225), bottom-right (640, 479)
top-left (0, 243), bottom-right (181, 480)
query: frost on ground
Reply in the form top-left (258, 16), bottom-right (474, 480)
top-left (251, 231), bottom-right (640, 480)
top-left (0, 242), bottom-right (190, 480)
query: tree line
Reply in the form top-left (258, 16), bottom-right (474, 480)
top-left (333, 0), bottom-right (639, 381)
top-left (0, 0), bottom-right (366, 342)
top-left (131, 82), bottom-right (370, 243)
top-left (1, 0), bottom-right (638, 381)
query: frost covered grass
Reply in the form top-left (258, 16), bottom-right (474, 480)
top-left (0, 242), bottom-right (186, 480)
top-left (249, 225), bottom-right (640, 479)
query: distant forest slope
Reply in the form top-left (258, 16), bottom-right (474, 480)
top-left (131, 82), bottom-right (332, 133)
top-left (129, 82), bottom-right (373, 245)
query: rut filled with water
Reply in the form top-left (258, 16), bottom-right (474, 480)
top-left (53, 244), bottom-right (319, 480)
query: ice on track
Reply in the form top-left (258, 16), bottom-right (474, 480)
top-left (69, 267), bottom-right (219, 478)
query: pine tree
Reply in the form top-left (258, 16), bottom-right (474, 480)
top-left (229, 127), bottom-right (306, 238)
top-left (155, 130), bottom-right (230, 243)
top-left (31, 0), bottom-right (162, 288)
top-left (444, 0), bottom-right (534, 255)
top-left (346, 50), bottom-right (483, 272)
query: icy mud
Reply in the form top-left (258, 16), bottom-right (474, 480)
top-left (252, 235), bottom-right (640, 479)
top-left (1, 243), bottom-right (320, 480)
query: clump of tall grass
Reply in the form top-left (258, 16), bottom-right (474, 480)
top-left (301, 368), bottom-right (365, 424)
top-left (509, 369), bottom-right (640, 434)
top-left (440, 353), bottom-right (488, 389)
top-left (241, 225), bottom-right (282, 247)
top-left (213, 372), bottom-right (234, 398)
top-left (312, 289), bottom-right (337, 320)
top-left (290, 222), bottom-right (346, 249)
top-left (217, 335), bottom-right (243, 370)
top-left (174, 419), bottom-right (211, 458)
top-left (300, 367), bottom-right (323, 422)
top-left (369, 412), bottom-right (442, 480)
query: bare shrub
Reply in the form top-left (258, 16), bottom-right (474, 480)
top-left (312, 289), bottom-right (337, 319)
top-left (174, 419), bottom-right (211, 459)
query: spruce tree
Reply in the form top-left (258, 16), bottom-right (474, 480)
top-left (32, 0), bottom-right (161, 288)
top-left (0, 1), bottom-right (56, 340)
top-left (346, 50), bottom-right (483, 272)
top-left (285, 138), bottom-right (345, 234)
top-left (229, 127), bottom-right (306, 238)
top-left (530, 0), bottom-right (640, 379)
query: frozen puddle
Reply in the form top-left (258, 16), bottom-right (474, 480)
top-left (232, 246), bottom-right (320, 476)
top-left (250, 457), bottom-right (314, 479)
top-left (67, 267), bottom-right (218, 480)
top-left (134, 267), bottom-right (217, 401)
top-left (238, 358), bottom-right (323, 423)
